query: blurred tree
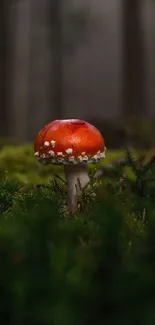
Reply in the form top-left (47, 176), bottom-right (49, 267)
top-left (50, 0), bottom-right (64, 119)
top-left (49, 0), bottom-right (98, 119)
top-left (122, 0), bottom-right (147, 117)
top-left (0, 0), bottom-right (10, 136)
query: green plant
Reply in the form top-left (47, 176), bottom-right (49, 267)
top-left (0, 144), bottom-right (127, 185)
top-left (115, 149), bottom-right (155, 224)
top-left (1, 184), bottom-right (155, 325)
top-left (0, 143), bottom-right (155, 324)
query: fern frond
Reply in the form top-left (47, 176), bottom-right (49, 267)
top-left (126, 148), bottom-right (137, 173)
top-left (143, 155), bottom-right (155, 173)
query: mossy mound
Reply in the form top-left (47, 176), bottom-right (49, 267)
top-left (0, 144), bottom-right (127, 184)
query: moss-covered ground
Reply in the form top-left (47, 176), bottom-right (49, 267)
top-left (0, 141), bottom-right (155, 324)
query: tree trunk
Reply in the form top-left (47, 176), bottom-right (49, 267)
top-left (0, 1), bottom-right (10, 137)
top-left (9, 0), bottom-right (32, 142)
top-left (27, 0), bottom-right (51, 140)
top-left (50, 0), bottom-right (64, 120)
top-left (122, 0), bottom-right (146, 117)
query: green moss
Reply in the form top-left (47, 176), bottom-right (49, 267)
top-left (0, 144), bottom-right (129, 184)
top-left (0, 147), bottom-right (155, 324)
top-left (0, 177), bottom-right (155, 324)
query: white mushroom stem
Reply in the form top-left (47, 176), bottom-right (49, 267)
top-left (64, 164), bottom-right (90, 214)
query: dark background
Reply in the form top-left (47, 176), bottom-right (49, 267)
top-left (0, 0), bottom-right (154, 142)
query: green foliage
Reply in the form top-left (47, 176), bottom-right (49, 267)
top-left (0, 144), bottom-right (127, 184)
top-left (116, 149), bottom-right (155, 224)
top-left (1, 146), bottom-right (155, 324)
top-left (0, 187), bottom-right (134, 325)
top-left (0, 178), bottom-right (154, 325)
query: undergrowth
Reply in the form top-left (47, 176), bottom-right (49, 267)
top-left (0, 149), bottom-right (155, 324)
top-left (0, 144), bottom-right (134, 184)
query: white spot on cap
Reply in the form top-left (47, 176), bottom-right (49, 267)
top-left (100, 152), bottom-right (105, 158)
top-left (48, 150), bottom-right (55, 157)
top-left (34, 151), bottom-right (39, 157)
top-left (57, 157), bottom-right (64, 163)
top-left (68, 156), bottom-right (74, 162)
top-left (81, 152), bottom-right (86, 156)
top-left (66, 148), bottom-right (73, 154)
top-left (44, 141), bottom-right (50, 147)
top-left (83, 155), bottom-right (88, 162)
top-left (40, 154), bottom-right (46, 158)
top-left (77, 155), bottom-right (83, 162)
top-left (37, 147), bottom-right (106, 166)
top-left (51, 140), bottom-right (56, 147)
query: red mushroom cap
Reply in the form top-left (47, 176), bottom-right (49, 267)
top-left (34, 119), bottom-right (106, 165)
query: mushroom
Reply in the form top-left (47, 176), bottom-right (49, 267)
top-left (34, 119), bottom-right (106, 214)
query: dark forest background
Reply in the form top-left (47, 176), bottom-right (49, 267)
top-left (0, 0), bottom-right (155, 143)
